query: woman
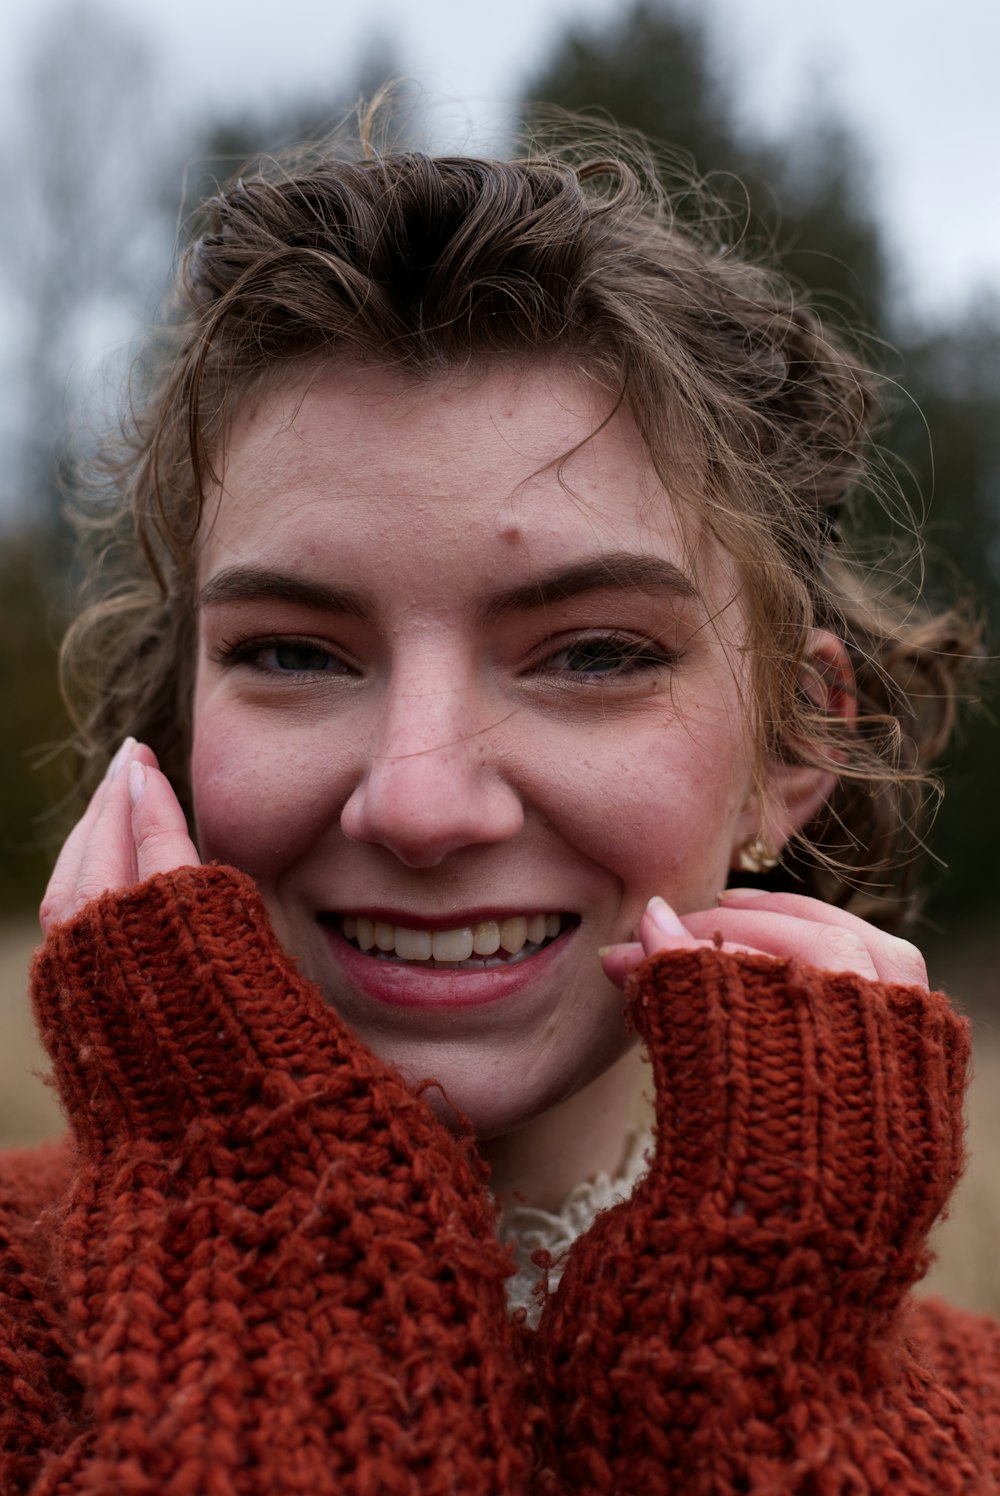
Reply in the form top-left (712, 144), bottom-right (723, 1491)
top-left (2, 133), bottom-right (998, 1493)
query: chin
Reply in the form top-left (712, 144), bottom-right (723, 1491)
top-left (383, 1064), bottom-right (540, 1140)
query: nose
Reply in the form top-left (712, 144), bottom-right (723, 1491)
top-left (339, 677), bottom-right (525, 868)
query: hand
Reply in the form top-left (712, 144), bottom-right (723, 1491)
top-left (600, 887), bottom-right (928, 990)
top-left (39, 737), bottom-right (201, 934)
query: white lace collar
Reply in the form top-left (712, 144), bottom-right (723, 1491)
top-left (498, 1128), bottom-right (652, 1328)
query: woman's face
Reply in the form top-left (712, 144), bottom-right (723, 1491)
top-left (191, 361), bottom-right (765, 1142)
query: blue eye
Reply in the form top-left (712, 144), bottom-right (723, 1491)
top-left (268, 642), bottom-right (338, 673)
top-left (216, 635), bottom-right (351, 676)
top-left (544, 635), bottom-right (675, 679)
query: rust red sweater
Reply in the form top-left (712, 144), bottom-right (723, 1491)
top-left (2, 865), bottom-right (999, 1493)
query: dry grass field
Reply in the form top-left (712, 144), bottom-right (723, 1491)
top-left (0, 919), bottom-right (64, 1148)
top-left (1, 917), bottom-right (997, 1316)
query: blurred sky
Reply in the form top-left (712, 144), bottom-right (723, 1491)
top-left (4, 0), bottom-right (999, 321)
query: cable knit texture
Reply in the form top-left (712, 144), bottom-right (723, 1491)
top-left (1, 865), bottom-right (998, 1494)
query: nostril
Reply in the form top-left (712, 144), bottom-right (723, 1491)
top-left (339, 764), bottom-right (525, 864)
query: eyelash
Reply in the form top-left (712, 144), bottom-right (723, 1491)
top-left (535, 633), bottom-right (679, 681)
top-left (214, 635), bottom-right (356, 678)
top-left (212, 631), bottom-right (680, 683)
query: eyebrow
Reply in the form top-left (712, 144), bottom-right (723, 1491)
top-left (197, 552), bottom-right (701, 622)
top-left (478, 553), bottom-right (701, 623)
top-left (198, 567), bottom-right (373, 619)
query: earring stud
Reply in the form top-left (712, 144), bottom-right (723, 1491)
top-left (736, 834), bottom-right (780, 874)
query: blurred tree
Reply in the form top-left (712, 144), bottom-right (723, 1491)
top-left (0, 1), bottom-right (164, 912)
top-left (168, 39), bottom-right (418, 242)
top-left (522, 0), bottom-right (1000, 929)
top-left (521, 0), bottom-right (888, 337)
top-left (0, 1), bottom-right (167, 533)
top-left (0, 539), bottom-right (71, 912)
top-left (522, 0), bottom-right (735, 169)
top-left (888, 305), bottom-right (1000, 924)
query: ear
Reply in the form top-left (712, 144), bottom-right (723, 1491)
top-left (731, 629), bottom-right (855, 865)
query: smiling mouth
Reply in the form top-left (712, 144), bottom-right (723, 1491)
top-left (329, 912), bottom-right (576, 969)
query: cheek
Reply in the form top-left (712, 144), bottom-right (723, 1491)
top-left (534, 709), bottom-right (754, 899)
top-left (189, 707), bottom-right (350, 879)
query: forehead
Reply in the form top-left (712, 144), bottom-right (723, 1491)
top-left (201, 360), bottom-right (733, 614)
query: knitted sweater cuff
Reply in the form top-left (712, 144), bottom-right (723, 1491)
top-left (31, 865), bottom-right (368, 1149)
top-left (624, 947), bottom-right (969, 1294)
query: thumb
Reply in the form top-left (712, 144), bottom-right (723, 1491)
top-left (128, 760), bottom-right (201, 882)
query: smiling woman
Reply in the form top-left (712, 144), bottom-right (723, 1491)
top-left (2, 121), bottom-right (998, 1494)
top-left (188, 363), bottom-right (771, 1168)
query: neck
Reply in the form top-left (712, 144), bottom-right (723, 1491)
top-left (479, 1044), bottom-right (648, 1213)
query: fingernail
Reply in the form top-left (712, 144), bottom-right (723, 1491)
top-left (645, 895), bottom-right (686, 936)
top-left (598, 945), bottom-right (613, 957)
top-left (107, 736), bottom-right (136, 780)
top-left (127, 760), bottom-right (146, 806)
top-left (718, 887), bottom-right (769, 901)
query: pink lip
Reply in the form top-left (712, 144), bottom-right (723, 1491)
top-left (319, 918), bottom-right (573, 1009)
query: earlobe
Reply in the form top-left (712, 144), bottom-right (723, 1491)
top-left (730, 761), bottom-right (837, 873)
top-left (760, 760), bottom-right (841, 850)
top-left (731, 629), bottom-right (855, 867)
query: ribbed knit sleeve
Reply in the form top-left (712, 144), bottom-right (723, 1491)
top-left (4, 866), bottom-right (530, 1496)
top-left (529, 948), bottom-right (996, 1493)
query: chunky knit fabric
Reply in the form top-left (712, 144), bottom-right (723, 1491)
top-left (1, 865), bottom-right (999, 1494)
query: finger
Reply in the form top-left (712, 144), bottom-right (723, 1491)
top-left (599, 892), bottom-right (779, 990)
top-left (685, 906), bottom-right (881, 981)
top-left (717, 888), bottom-right (927, 987)
top-left (720, 887), bottom-right (879, 932)
top-left (599, 932), bottom-right (776, 989)
top-left (640, 898), bottom-right (776, 963)
top-left (40, 737), bottom-right (135, 933)
top-left (40, 779), bottom-right (111, 932)
top-left (599, 940), bottom-right (644, 988)
top-left (68, 747), bottom-right (145, 919)
top-left (598, 896), bottom-right (695, 989)
top-left (41, 740), bottom-right (172, 931)
top-left (127, 761), bottom-right (201, 881)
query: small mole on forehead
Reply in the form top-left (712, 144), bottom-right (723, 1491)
top-left (498, 525), bottom-right (524, 544)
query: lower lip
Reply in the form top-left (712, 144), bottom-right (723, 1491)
top-left (319, 921), bottom-right (573, 1008)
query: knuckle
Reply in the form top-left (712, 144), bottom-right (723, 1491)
top-left (133, 823), bottom-right (186, 872)
top-left (74, 874), bottom-right (113, 908)
top-left (826, 928), bottom-right (871, 968)
top-left (131, 817), bottom-right (158, 852)
top-left (38, 894), bottom-right (60, 933)
top-left (887, 935), bottom-right (928, 985)
top-left (39, 877), bottom-right (73, 933)
top-left (133, 821), bottom-right (172, 854)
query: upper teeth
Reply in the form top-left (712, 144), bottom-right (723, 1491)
top-left (341, 913), bottom-right (561, 961)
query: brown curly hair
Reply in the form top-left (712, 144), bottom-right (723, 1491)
top-left (61, 119), bottom-right (976, 928)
